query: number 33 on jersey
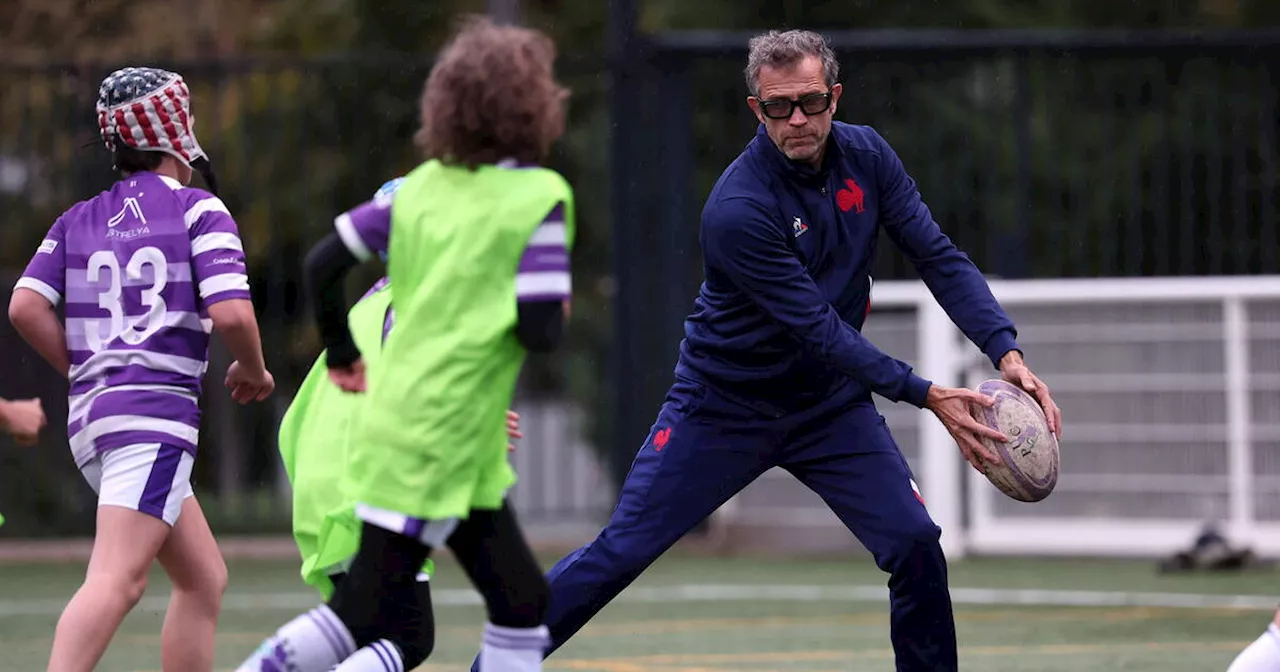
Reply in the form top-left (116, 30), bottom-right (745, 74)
top-left (15, 172), bottom-right (252, 440)
top-left (85, 246), bottom-right (170, 352)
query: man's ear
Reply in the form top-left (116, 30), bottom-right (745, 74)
top-left (746, 96), bottom-right (766, 125)
top-left (829, 82), bottom-right (843, 116)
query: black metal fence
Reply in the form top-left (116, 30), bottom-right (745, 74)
top-left (3, 29), bottom-right (1280, 535)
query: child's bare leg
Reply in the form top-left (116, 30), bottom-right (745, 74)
top-left (46, 505), bottom-right (170, 672)
top-left (156, 496), bottom-right (228, 672)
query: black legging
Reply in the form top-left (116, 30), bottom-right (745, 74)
top-left (327, 500), bottom-right (550, 668)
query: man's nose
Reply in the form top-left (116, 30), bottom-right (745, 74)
top-left (788, 106), bottom-right (807, 126)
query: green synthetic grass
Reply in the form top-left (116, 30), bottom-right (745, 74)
top-left (0, 553), bottom-right (1274, 671)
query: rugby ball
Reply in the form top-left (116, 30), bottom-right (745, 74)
top-left (969, 379), bottom-right (1059, 502)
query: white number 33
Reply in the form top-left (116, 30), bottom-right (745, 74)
top-left (86, 246), bottom-right (169, 353)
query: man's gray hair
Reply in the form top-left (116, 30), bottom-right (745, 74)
top-left (744, 29), bottom-right (839, 96)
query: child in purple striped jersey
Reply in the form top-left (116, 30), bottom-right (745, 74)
top-left (9, 67), bottom-right (273, 672)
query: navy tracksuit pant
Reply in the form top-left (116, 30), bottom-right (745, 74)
top-left (471, 376), bottom-right (957, 671)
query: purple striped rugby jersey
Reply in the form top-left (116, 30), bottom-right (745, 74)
top-left (16, 171), bottom-right (252, 466)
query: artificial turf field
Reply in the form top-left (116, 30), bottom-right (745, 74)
top-left (0, 552), bottom-right (1275, 671)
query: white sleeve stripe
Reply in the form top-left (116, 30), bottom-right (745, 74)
top-left (516, 271), bottom-right (571, 297)
top-left (199, 273), bottom-right (250, 298)
top-left (190, 232), bottom-right (244, 256)
top-left (334, 213), bottom-right (373, 262)
top-left (14, 277), bottom-right (61, 306)
top-left (183, 197), bottom-right (231, 230)
top-left (528, 222), bottom-right (567, 248)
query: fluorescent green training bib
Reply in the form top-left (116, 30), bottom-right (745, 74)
top-left (279, 280), bottom-right (430, 597)
top-left (345, 159), bottom-right (575, 521)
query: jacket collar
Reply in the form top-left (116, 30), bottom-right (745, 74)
top-left (749, 123), bottom-right (843, 186)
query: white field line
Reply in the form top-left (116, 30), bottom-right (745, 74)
top-left (0, 583), bottom-right (1274, 619)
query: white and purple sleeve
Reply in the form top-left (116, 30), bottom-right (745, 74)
top-left (333, 198), bottom-right (392, 263)
top-left (14, 217), bottom-right (68, 306)
top-left (516, 203), bottom-right (572, 303)
top-left (186, 195), bottom-right (252, 306)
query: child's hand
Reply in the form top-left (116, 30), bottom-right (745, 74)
top-left (1, 398), bottom-right (46, 446)
top-left (506, 410), bottom-right (522, 452)
top-left (327, 359), bottom-right (366, 393)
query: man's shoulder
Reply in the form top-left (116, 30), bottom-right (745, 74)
top-left (700, 135), bottom-right (786, 242)
top-left (830, 121), bottom-right (890, 157)
top-left (708, 151), bottom-right (776, 210)
top-left (702, 189), bottom-right (782, 247)
top-left (705, 173), bottom-right (775, 226)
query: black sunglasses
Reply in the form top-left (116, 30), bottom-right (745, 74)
top-left (755, 90), bottom-right (833, 120)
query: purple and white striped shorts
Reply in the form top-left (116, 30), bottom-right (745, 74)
top-left (79, 443), bottom-right (195, 526)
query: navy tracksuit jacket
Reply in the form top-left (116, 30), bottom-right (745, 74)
top-left (471, 122), bottom-right (1020, 671)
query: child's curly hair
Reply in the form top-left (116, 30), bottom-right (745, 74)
top-left (415, 15), bottom-right (569, 168)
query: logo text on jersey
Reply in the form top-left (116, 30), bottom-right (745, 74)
top-left (107, 197), bottom-right (152, 239)
top-left (792, 217), bottom-right (809, 238)
top-left (37, 239), bottom-right (58, 255)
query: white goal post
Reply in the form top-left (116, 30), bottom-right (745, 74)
top-left (714, 276), bottom-right (1280, 560)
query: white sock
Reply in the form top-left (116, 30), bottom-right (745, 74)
top-left (1228, 623), bottom-right (1280, 672)
top-left (235, 605), bottom-right (357, 672)
top-left (331, 639), bottom-right (405, 671)
top-left (478, 623), bottom-right (550, 671)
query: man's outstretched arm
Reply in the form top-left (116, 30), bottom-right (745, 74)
top-left (873, 128), bottom-right (1061, 436)
top-left (871, 128), bottom-right (1020, 368)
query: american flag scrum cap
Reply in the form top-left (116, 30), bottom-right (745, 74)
top-left (95, 66), bottom-right (207, 167)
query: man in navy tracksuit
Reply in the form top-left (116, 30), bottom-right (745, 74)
top-left (471, 29), bottom-right (1062, 672)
